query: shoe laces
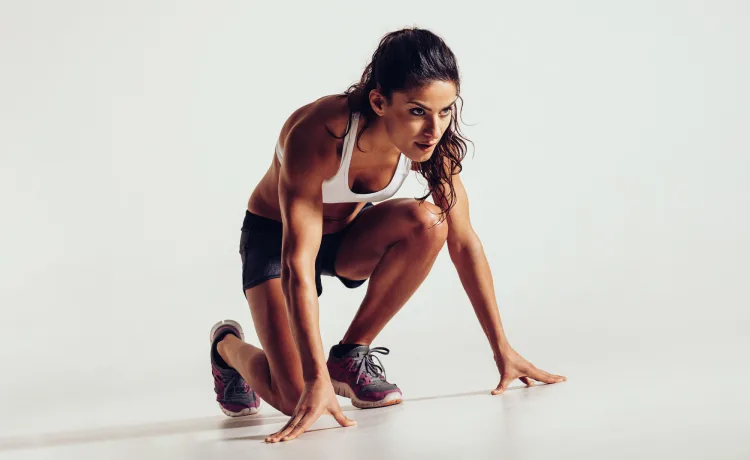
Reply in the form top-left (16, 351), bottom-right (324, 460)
top-left (349, 347), bottom-right (390, 384)
top-left (227, 373), bottom-right (250, 395)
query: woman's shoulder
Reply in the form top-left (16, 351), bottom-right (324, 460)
top-left (273, 95), bottom-right (353, 180)
top-left (278, 95), bottom-right (352, 152)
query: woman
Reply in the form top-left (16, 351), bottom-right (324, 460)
top-left (209, 27), bottom-right (566, 443)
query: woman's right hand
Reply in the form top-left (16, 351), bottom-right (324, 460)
top-left (265, 377), bottom-right (357, 443)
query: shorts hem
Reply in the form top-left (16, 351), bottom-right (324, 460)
top-left (242, 275), bottom-right (281, 292)
top-left (337, 276), bottom-right (368, 290)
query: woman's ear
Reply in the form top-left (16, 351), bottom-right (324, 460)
top-left (368, 88), bottom-right (388, 116)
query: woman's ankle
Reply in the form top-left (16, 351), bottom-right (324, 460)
top-left (216, 332), bottom-right (241, 368)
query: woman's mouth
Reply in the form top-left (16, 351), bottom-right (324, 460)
top-left (415, 142), bottom-right (437, 151)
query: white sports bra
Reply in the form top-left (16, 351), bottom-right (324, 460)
top-left (275, 112), bottom-right (412, 203)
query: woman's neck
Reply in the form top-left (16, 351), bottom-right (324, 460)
top-left (356, 113), bottom-right (401, 162)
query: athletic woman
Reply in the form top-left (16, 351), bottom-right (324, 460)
top-left (208, 27), bottom-right (566, 443)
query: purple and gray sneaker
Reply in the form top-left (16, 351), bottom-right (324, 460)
top-left (209, 320), bottom-right (261, 417)
top-left (327, 345), bottom-right (403, 409)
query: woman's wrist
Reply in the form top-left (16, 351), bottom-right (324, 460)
top-left (300, 354), bottom-right (331, 384)
top-left (492, 338), bottom-right (513, 360)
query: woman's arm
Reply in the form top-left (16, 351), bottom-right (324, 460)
top-left (267, 121), bottom-right (356, 443)
top-left (433, 167), bottom-right (567, 394)
top-left (434, 172), bottom-right (510, 356)
top-left (277, 128), bottom-right (328, 382)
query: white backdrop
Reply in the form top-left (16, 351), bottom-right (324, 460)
top-left (1, 0), bottom-right (748, 437)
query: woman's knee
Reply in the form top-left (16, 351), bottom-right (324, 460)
top-left (404, 200), bottom-right (449, 244)
top-left (279, 393), bottom-right (301, 416)
top-left (272, 379), bottom-right (303, 416)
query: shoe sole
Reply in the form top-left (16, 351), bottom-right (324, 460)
top-left (331, 379), bottom-right (403, 409)
top-left (209, 319), bottom-right (245, 342)
top-left (210, 319), bottom-right (262, 417)
top-left (220, 405), bottom-right (261, 417)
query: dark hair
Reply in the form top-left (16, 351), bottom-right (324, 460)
top-left (330, 27), bottom-right (473, 223)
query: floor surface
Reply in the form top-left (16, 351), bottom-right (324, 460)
top-left (2, 367), bottom-right (748, 460)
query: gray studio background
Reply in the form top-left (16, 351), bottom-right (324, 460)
top-left (1, 0), bottom-right (748, 437)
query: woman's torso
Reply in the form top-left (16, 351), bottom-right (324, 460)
top-left (247, 95), bottom-right (410, 234)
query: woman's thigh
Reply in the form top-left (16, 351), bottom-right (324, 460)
top-left (334, 198), bottom-right (446, 281)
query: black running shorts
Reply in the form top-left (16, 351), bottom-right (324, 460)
top-left (239, 203), bottom-right (374, 297)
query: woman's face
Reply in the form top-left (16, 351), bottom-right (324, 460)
top-left (371, 80), bottom-right (458, 163)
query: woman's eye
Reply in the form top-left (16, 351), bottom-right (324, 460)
top-left (410, 107), bottom-right (452, 116)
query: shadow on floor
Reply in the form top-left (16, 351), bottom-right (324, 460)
top-left (0, 387), bottom-right (521, 452)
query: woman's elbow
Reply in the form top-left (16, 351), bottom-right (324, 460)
top-left (447, 232), bottom-right (482, 256)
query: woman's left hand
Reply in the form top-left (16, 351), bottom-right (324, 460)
top-left (491, 347), bottom-right (567, 395)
